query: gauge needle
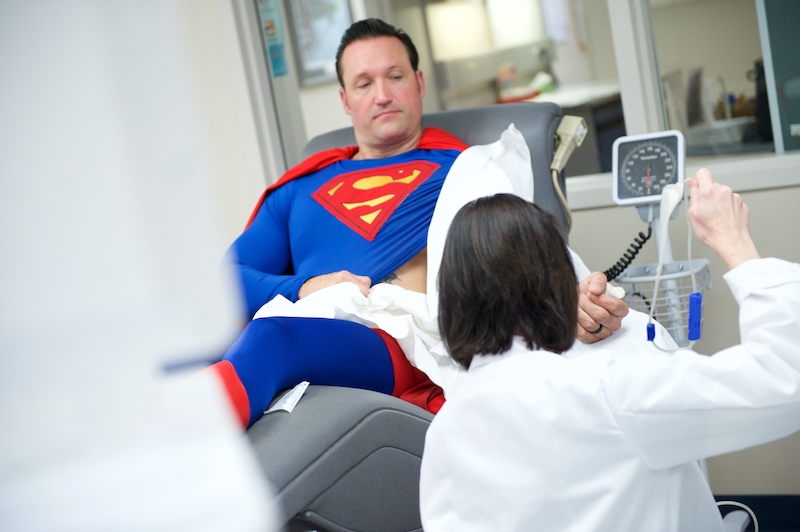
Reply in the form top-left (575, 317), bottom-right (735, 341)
top-left (646, 167), bottom-right (651, 194)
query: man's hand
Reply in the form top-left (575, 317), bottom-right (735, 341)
top-left (298, 270), bottom-right (372, 299)
top-left (687, 168), bottom-right (759, 270)
top-left (576, 272), bottom-right (628, 344)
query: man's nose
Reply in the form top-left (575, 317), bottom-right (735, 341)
top-left (375, 79), bottom-right (392, 104)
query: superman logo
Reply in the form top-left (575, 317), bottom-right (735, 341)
top-left (312, 160), bottom-right (441, 241)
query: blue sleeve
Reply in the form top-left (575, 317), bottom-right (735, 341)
top-left (228, 187), bottom-right (312, 317)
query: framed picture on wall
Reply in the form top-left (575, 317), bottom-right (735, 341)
top-left (285, 0), bottom-right (352, 86)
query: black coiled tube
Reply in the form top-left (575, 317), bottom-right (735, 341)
top-left (604, 226), bottom-right (653, 282)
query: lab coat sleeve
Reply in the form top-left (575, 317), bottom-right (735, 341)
top-left (603, 258), bottom-right (800, 470)
top-left (228, 187), bottom-right (311, 317)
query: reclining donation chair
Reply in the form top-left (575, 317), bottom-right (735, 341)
top-left (246, 101), bottom-right (569, 532)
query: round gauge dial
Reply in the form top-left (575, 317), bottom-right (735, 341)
top-left (620, 141), bottom-right (678, 196)
top-left (612, 130), bottom-right (684, 206)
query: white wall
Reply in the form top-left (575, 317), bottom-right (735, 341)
top-left (299, 83), bottom-right (353, 141)
top-left (177, 0), bottom-right (281, 246)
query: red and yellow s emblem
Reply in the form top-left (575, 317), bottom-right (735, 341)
top-left (312, 161), bottom-right (440, 241)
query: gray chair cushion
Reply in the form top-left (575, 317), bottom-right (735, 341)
top-left (248, 386), bottom-right (432, 532)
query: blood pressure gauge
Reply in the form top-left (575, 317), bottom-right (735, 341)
top-left (612, 130), bottom-right (685, 206)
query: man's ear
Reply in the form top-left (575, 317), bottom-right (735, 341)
top-left (339, 87), bottom-right (351, 116)
top-left (416, 70), bottom-right (426, 99)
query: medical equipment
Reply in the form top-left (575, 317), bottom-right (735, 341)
top-left (550, 115), bottom-right (589, 231)
top-left (607, 131), bottom-right (711, 348)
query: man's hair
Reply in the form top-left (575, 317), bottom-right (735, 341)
top-left (335, 18), bottom-right (419, 87)
top-left (438, 194), bottom-right (578, 368)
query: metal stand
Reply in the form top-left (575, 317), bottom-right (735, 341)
top-left (615, 206), bottom-right (711, 347)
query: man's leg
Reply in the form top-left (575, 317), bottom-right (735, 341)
top-left (209, 317), bottom-right (396, 428)
top-left (371, 328), bottom-right (445, 415)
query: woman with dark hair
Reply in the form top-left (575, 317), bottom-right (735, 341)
top-left (437, 194), bottom-right (578, 368)
top-left (420, 172), bottom-right (800, 532)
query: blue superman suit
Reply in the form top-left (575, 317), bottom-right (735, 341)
top-left (208, 128), bottom-right (467, 428)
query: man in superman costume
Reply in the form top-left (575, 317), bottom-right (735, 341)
top-left (208, 19), bottom-right (629, 429)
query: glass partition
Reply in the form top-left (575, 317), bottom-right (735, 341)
top-left (758, 0), bottom-right (800, 153)
top-left (649, 0), bottom-right (774, 159)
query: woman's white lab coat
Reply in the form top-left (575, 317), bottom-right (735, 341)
top-left (420, 258), bottom-right (800, 532)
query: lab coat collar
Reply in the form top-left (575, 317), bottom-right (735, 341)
top-left (469, 337), bottom-right (560, 371)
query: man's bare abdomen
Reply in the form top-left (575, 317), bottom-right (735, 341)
top-left (382, 247), bottom-right (427, 293)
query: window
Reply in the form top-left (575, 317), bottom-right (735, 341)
top-left (650, 0), bottom-right (772, 159)
top-left (567, 0), bottom-right (800, 211)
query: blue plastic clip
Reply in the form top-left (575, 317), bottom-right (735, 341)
top-left (688, 292), bottom-right (703, 341)
top-left (647, 323), bottom-right (655, 342)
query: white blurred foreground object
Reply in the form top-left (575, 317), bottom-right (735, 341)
top-left (0, 2), bottom-right (277, 530)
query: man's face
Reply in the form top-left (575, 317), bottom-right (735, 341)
top-left (338, 36), bottom-right (425, 157)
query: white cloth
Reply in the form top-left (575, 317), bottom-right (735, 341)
top-left (253, 125), bottom-right (590, 396)
top-left (420, 258), bottom-right (800, 532)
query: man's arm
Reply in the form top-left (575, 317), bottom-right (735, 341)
top-left (235, 189), bottom-right (373, 307)
top-left (230, 190), bottom-right (316, 316)
top-left (576, 272), bottom-right (628, 344)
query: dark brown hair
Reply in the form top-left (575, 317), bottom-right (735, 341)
top-left (438, 194), bottom-right (577, 368)
top-left (335, 18), bottom-right (419, 87)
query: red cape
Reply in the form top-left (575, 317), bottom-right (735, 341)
top-left (244, 127), bottom-right (468, 229)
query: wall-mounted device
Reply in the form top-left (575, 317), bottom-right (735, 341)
top-left (605, 130), bottom-right (710, 349)
top-left (612, 130), bottom-right (684, 206)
